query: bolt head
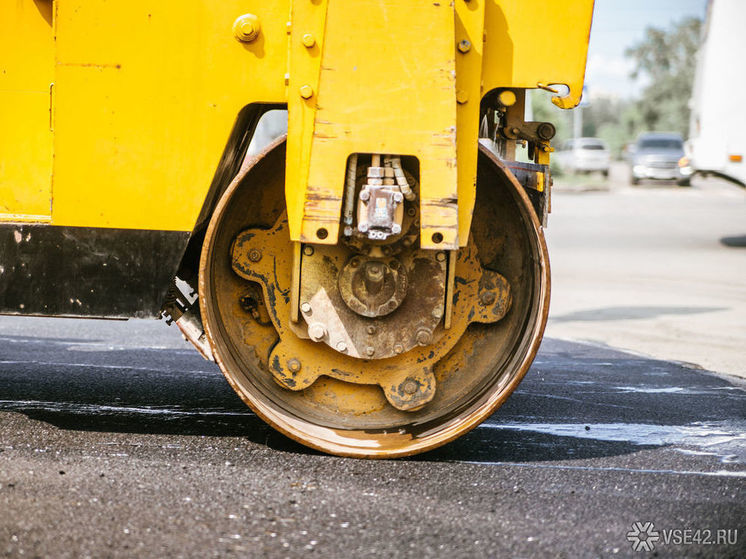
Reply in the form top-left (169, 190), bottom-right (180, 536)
top-left (407, 207), bottom-right (417, 217)
top-left (480, 291), bottom-right (497, 306)
top-left (299, 84), bottom-right (314, 99)
top-left (302, 245), bottom-right (314, 256)
top-left (365, 346), bottom-right (375, 357)
top-left (435, 251), bottom-right (446, 262)
top-left (336, 341), bottom-right (348, 352)
top-left (358, 223), bottom-right (369, 233)
top-left (458, 39), bottom-right (471, 53)
top-left (456, 89), bottom-right (469, 104)
top-left (233, 14), bottom-right (261, 42)
top-left (393, 344), bottom-right (404, 354)
top-left (308, 323), bottom-right (326, 341)
top-left (402, 380), bottom-right (418, 395)
top-left (301, 33), bottom-right (316, 48)
top-left (415, 329), bottom-right (432, 346)
top-left (287, 358), bottom-right (301, 373)
top-left (248, 248), bottom-right (262, 262)
top-left (393, 192), bottom-right (403, 203)
top-left (300, 302), bottom-right (312, 314)
top-left (359, 190), bottom-right (370, 202)
top-left (367, 325), bottom-right (377, 335)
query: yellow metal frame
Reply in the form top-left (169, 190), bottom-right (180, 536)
top-left (1, 0), bottom-right (593, 241)
top-left (286, 1), bottom-right (460, 248)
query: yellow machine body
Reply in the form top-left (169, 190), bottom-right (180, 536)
top-left (2, 0), bottom-right (592, 235)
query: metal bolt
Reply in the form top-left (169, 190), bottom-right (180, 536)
top-left (457, 39), bottom-right (471, 53)
top-left (358, 223), bottom-right (369, 233)
top-left (365, 346), bottom-right (375, 357)
top-left (456, 89), bottom-right (469, 104)
top-left (480, 291), bottom-right (497, 306)
top-left (287, 358), bottom-right (302, 373)
top-left (300, 302), bottom-right (312, 314)
top-left (359, 190), bottom-right (370, 201)
top-left (308, 323), bottom-right (326, 341)
top-left (301, 33), bottom-right (316, 48)
top-left (393, 192), bottom-right (403, 203)
top-left (402, 380), bottom-right (418, 395)
top-left (415, 329), bottom-right (432, 346)
top-left (407, 207), bottom-right (417, 217)
top-left (432, 305), bottom-right (443, 319)
top-left (248, 248), bottom-right (262, 262)
top-left (435, 252), bottom-right (446, 262)
top-left (336, 341), bottom-right (348, 352)
top-left (367, 325), bottom-right (377, 335)
top-left (303, 245), bottom-right (314, 256)
top-left (350, 257), bottom-right (360, 268)
top-left (394, 344), bottom-right (404, 354)
top-left (233, 14), bottom-right (261, 43)
top-left (299, 84), bottom-right (314, 99)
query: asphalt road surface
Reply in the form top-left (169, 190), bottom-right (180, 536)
top-left (1, 168), bottom-right (745, 558)
top-left (0, 317), bottom-right (744, 558)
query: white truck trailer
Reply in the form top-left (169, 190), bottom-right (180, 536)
top-left (687, 0), bottom-right (746, 186)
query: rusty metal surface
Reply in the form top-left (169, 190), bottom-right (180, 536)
top-left (230, 213), bottom-right (513, 413)
top-left (199, 139), bottom-right (549, 457)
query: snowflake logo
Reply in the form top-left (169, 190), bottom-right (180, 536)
top-left (627, 522), bottom-right (660, 552)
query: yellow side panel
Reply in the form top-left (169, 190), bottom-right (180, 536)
top-left (286, 1), bottom-right (459, 249)
top-left (0, 0), bottom-right (54, 221)
top-left (483, 0), bottom-right (594, 108)
top-left (51, 1), bottom-right (287, 230)
top-left (454, 0), bottom-right (485, 247)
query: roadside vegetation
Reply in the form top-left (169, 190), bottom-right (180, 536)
top-left (534, 17), bottom-right (702, 160)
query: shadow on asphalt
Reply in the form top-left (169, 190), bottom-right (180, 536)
top-left (720, 235), bottom-right (746, 248)
top-left (550, 305), bottom-right (726, 322)
top-left (1, 336), bottom-right (743, 464)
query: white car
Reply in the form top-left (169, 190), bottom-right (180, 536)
top-left (555, 137), bottom-right (611, 176)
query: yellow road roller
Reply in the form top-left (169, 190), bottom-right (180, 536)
top-left (0, 1), bottom-right (593, 457)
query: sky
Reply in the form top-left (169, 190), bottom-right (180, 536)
top-left (585, 0), bottom-right (707, 99)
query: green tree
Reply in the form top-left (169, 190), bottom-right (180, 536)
top-left (625, 17), bottom-right (702, 138)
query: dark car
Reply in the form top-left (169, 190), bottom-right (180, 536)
top-left (629, 132), bottom-right (693, 186)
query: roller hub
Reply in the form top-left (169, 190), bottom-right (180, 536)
top-left (338, 256), bottom-right (408, 317)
